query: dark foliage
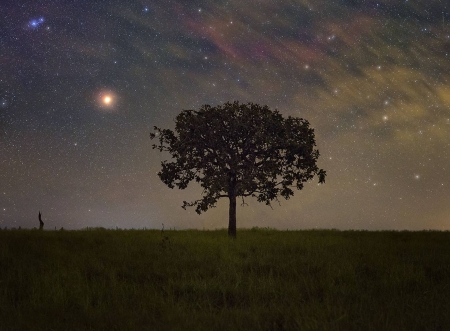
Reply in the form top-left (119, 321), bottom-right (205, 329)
top-left (150, 101), bottom-right (326, 237)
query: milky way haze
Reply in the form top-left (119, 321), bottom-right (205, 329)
top-left (1, 0), bottom-right (450, 230)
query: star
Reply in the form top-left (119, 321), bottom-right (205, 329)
top-left (103, 95), bottom-right (112, 105)
top-left (96, 90), bottom-right (117, 111)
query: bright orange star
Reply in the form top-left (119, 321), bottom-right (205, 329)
top-left (95, 89), bottom-right (117, 111)
top-left (103, 95), bottom-right (112, 105)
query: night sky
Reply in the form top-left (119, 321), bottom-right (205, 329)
top-left (2, 0), bottom-right (450, 230)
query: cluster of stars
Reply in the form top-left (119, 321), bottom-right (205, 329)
top-left (28, 17), bottom-right (45, 29)
top-left (1, 1), bottom-right (449, 230)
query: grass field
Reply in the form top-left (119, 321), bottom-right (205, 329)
top-left (0, 228), bottom-right (449, 330)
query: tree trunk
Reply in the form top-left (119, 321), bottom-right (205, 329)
top-left (228, 193), bottom-right (237, 238)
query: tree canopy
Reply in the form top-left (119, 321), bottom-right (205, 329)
top-left (150, 101), bottom-right (326, 237)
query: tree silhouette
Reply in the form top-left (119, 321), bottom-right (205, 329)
top-left (150, 101), bottom-right (326, 238)
top-left (38, 211), bottom-right (44, 230)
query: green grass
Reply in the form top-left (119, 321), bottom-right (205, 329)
top-left (1, 228), bottom-right (449, 330)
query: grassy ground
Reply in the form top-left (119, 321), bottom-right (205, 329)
top-left (0, 228), bottom-right (449, 331)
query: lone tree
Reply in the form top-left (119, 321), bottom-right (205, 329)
top-left (150, 101), bottom-right (326, 238)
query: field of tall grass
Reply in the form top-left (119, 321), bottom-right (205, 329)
top-left (0, 228), bottom-right (449, 330)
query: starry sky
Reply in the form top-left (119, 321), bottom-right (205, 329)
top-left (1, 0), bottom-right (450, 230)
